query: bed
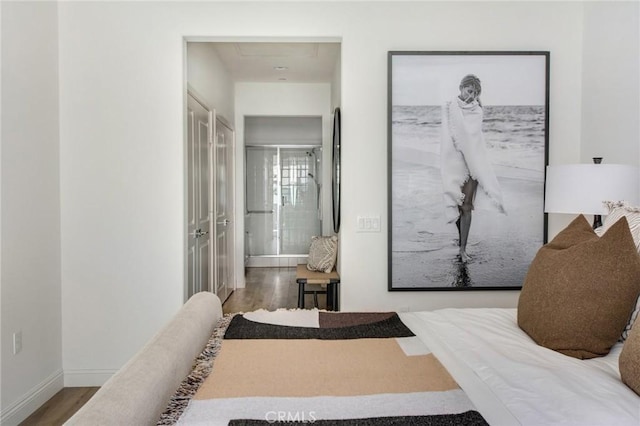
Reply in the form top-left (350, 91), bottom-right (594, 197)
top-left (66, 212), bottom-right (640, 425)
top-left (65, 293), bottom-right (639, 426)
top-left (176, 307), bottom-right (640, 426)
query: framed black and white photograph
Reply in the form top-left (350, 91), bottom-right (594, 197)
top-left (388, 51), bottom-right (549, 290)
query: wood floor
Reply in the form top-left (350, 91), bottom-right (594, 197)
top-left (21, 267), bottom-right (321, 425)
top-left (19, 387), bottom-right (100, 425)
top-left (223, 266), bottom-right (327, 313)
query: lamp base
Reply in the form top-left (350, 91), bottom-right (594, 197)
top-left (593, 215), bottom-right (602, 229)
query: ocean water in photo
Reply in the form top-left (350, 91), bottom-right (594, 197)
top-left (391, 104), bottom-right (545, 288)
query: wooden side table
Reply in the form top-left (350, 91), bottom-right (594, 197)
top-left (296, 264), bottom-right (340, 311)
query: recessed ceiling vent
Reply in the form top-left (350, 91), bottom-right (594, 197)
top-left (234, 43), bottom-right (319, 58)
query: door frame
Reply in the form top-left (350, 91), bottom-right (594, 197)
top-left (184, 36), bottom-right (341, 299)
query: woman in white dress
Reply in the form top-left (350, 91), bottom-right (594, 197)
top-left (440, 74), bottom-right (506, 263)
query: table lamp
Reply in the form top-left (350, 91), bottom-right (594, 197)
top-left (544, 158), bottom-right (640, 228)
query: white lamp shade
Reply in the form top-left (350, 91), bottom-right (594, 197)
top-left (545, 164), bottom-right (640, 215)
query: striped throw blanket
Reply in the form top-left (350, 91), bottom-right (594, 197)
top-left (159, 310), bottom-right (488, 426)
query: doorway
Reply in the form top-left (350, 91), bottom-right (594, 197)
top-left (186, 39), bottom-right (341, 292)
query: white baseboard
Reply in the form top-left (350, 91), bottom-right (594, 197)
top-left (0, 369), bottom-right (64, 426)
top-left (63, 369), bottom-right (117, 387)
top-left (246, 256), bottom-right (307, 268)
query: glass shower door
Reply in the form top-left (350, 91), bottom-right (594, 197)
top-left (245, 147), bottom-right (278, 256)
top-left (279, 148), bottom-right (321, 254)
top-left (245, 146), bottom-right (321, 258)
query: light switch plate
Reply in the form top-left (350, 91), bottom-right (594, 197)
top-left (356, 215), bottom-right (381, 232)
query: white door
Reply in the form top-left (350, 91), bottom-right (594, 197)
top-left (187, 93), bottom-right (212, 298)
top-left (213, 116), bottom-right (235, 302)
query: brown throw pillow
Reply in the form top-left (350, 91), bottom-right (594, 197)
top-left (517, 215), bottom-right (640, 359)
top-left (620, 320), bottom-right (640, 396)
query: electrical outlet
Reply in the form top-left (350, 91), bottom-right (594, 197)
top-left (13, 331), bottom-right (22, 355)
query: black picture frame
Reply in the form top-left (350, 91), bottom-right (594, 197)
top-left (388, 51), bottom-right (549, 291)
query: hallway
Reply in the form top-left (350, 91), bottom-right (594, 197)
top-left (222, 267), bottom-right (328, 314)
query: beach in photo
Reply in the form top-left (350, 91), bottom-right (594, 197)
top-left (390, 104), bottom-right (545, 288)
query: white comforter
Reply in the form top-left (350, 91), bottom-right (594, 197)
top-left (400, 309), bottom-right (639, 426)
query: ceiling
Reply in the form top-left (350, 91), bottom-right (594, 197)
top-left (207, 42), bottom-right (341, 83)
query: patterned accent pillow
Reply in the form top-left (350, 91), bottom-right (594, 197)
top-left (594, 201), bottom-right (640, 252)
top-left (307, 236), bottom-right (338, 273)
top-left (595, 201), bottom-right (640, 341)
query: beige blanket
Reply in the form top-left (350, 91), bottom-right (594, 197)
top-left (197, 339), bottom-right (457, 399)
top-left (161, 310), bottom-right (488, 425)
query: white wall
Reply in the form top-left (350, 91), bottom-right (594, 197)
top-left (186, 42), bottom-right (235, 122)
top-left (580, 1), bottom-right (639, 165)
top-left (49, 0), bottom-right (639, 387)
top-left (1, 2), bottom-right (63, 424)
top-left (331, 49), bottom-right (342, 112)
top-left (547, 1), bottom-right (640, 237)
top-left (58, 2), bottom-right (188, 386)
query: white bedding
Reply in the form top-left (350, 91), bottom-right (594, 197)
top-left (400, 309), bottom-right (639, 426)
